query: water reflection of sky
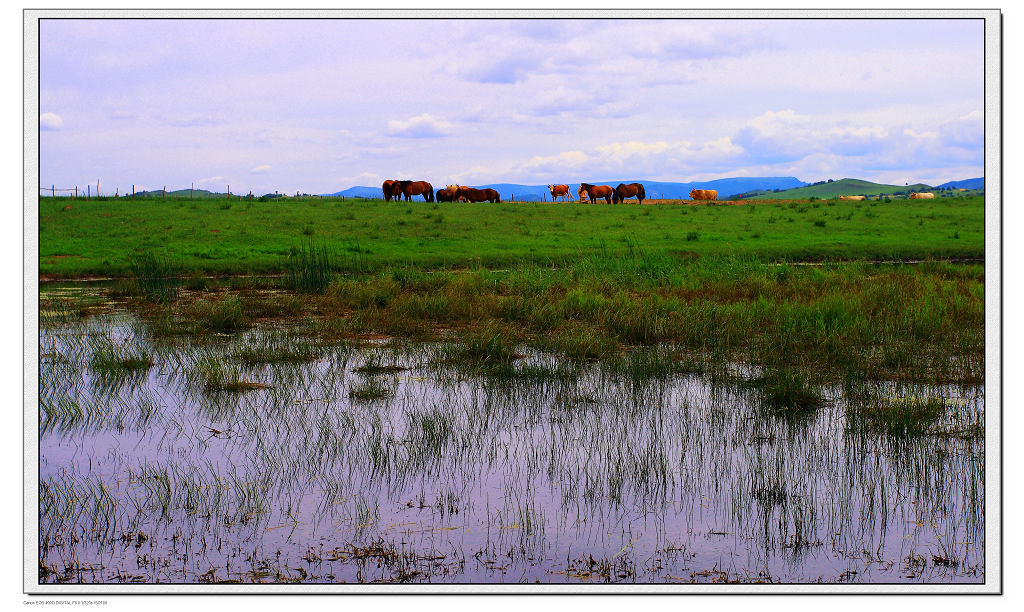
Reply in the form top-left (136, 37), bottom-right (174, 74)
top-left (38, 316), bottom-right (985, 584)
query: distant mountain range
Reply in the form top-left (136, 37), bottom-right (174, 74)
top-left (322, 177), bottom-right (808, 201)
top-left (936, 177), bottom-right (984, 190)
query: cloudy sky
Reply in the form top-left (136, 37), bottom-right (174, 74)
top-left (38, 18), bottom-right (984, 194)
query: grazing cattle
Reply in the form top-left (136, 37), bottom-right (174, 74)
top-left (612, 183), bottom-right (646, 205)
top-left (382, 179), bottom-right (400, 202)
top-left (396, 180), bottom-right (434, 202)
top-left (578, 183), bottom-right (614, 204)
top-left (457, 186), bottom-right (501, 203)
top-left (689, 189), bottom-right (718, 201)
top-left (548, 184), bottom-right (573, 201)
top-left (838, 195), bottom-right (866, 201)
top-left (908, 192), bottom-right (935, 199)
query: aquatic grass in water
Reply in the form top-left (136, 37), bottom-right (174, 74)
top-left (228, 332), bottom-right (324, 366)
top-left (37, 313), bottom-right (986, 584)
top-left (349, 378), bottom-right (394, 401)
top-left (542, 325), bottom-right (620, 361)
top-left (128, 251), bottom-right (178, 303)
top-left (89, 340), bottom-right (154, 376)
top-left (196, 358), bottom-right (269, 392)
top-left (852, 394), bottom-right (948, 437)
top-left (190, 296), bottom-right (249, 333)
top-left (447, 322), bottom-right (520, 366)
top-left (748, 367), bottom-right (823, 413)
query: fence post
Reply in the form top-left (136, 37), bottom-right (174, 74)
top-left (163, 186), bottom-right (166, 201)
top-left (97, 180), bottom-right (100, 198)
top-left (51, 185), bottom-right (55, 198)
top-left (132, 185), bottom-right (134, 200)
top-left (75, 186), bottom-right (78, 199)
top-left (191, 182), bottom-right (194, 200)
top-left (87, 185), bottom-right (90, 199)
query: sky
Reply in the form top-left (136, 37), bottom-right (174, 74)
top-left (38, 18), bottom-right (985, 195)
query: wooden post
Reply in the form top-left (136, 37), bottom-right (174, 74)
top-left (75, 186), bottom-right (78, 199)
top-left (115, 188), bottom-right (119, 198)
top-left (163, 186), bottom-right (166, 200)
top-left (51, 185), bottom-right (55, 198)
top-left (132, 185), bottom-right (135, 200)
top-left (97, 180), bottom-right (100, 198)
top-left (191, 182), bottom-right (194, 200)
top-left (87, 185), bottom-right (90, 199)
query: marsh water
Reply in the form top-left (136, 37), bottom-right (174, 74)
top-left (37, 307), bottom-right (985, 585)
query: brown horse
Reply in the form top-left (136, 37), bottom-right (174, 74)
top-left (397, 180), bottom-right (434, 202)
top-left (446, 185), bottom-right (468, 202)
top-left (382, 179), bottom-right (400, 201)
top-left (457, 186), bottom-right (501, 203)
top-left (612, 183), bottom-right (645, 204)
top-left (548, 184), bottom-right (573, 201)
top-left (435, 186), bottom-right (453, 202)
top-left (578, 183), bottom-right (614, 204)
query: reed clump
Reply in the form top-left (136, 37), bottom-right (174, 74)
top-left (128, 251), bottom-right (177, 303)
top-left (189, 296), bottom-right (250, 333)
top-left (748, 367), bottom-right (823, 413)
top-left (852, 394), bottom-right (947, 437)
top-left (89, 341), bottom-right (154, 376)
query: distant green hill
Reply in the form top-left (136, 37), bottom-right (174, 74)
top-left (748, 178), bottom-right (933, 200)
top-left (132, 188), bottom-right (225, 199)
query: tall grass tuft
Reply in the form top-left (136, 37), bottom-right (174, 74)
top-left (448, 322), bottom-right (520, 366)
top-left (748, 367), bottom-right (823, 413)
top-left (287, 241), bottom-right (334, 293)
top-left (89, 340), bottom-right (154, 376)
top-left (128, 251), bottom-right (177, 303)
top-left (190, 296), bottom-right (249, 333)
top-left (852, 394), bottom-right (947, 437)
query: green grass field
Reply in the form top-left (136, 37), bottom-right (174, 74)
top-left (39, 195), bottom-right (984, 277)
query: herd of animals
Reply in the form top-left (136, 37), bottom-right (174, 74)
top-left (381, 179), bottom-right (720, 204)
top-left (380, 179), bottom-right (938, 204)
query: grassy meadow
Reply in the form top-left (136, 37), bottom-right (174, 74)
top-left (39, 195), bottom-right (984, 277)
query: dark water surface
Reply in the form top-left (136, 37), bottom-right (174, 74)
top-left (38, 314), bottom-right (985, 584)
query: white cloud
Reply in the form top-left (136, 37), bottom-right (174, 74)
top-left (387, 114), bottom-right (451, 138)
top-left (40, 112), bottom-right (63, 131)
top-left (512, 138), bottom-right (746, 182)
top-left (250, 165), bottom-right (272, 174)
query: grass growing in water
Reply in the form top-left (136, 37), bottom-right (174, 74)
top-left (197, 358), bottom-right (269, 392)
top-left (446, 323), bottom-right (521, 366)
top-left (190, 296), bottom-right (249, 333)
top-left (128, 252), bottom-right (177, 303)
top-left (228, 333), bottom-right (324, 365)
top-left (89, 341), bottom-right (154, 376)
top-left (748, 368), bottom-right (823, 413)
top-left (852, 394), bottom-right (948, 437)
top-left (349, 378), bottom-right (394, 401)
